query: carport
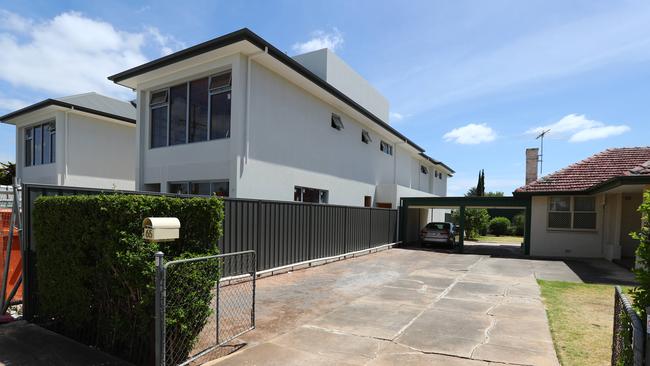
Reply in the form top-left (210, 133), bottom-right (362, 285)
top-left (400, 196), bottom-right (532, 255)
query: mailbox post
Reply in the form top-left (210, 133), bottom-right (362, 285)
top-left (146, 217), bottom-right (180, 366)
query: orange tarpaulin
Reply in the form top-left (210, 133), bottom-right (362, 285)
top-left (0, 209), bottom-right (22, 304)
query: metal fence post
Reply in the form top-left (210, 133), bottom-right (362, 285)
top-left (155, 251), bottom-right (165, 366)
top-left (646, 306), bottom-right (650, 365)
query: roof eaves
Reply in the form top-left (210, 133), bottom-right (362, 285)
top-left (0, 99), bottom-right (136, 125)
top-left (107, 28), bottom-right (424, 152)
top-left (419, 153), bottom-right (455, 174)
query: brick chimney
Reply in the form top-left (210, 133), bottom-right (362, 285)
top-left (525, 148), bottom-right (539, 184)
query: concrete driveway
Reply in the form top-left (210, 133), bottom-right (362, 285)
top-left (209, 248), bottom-right (628, 366)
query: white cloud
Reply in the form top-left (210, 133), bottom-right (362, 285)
top-left (0, 97), bottom-right (29, 112)
top-left (527, 114), bottom-right (630, 142)
top-left (443, 123), bottom-right (497, 144)
top-left (390, 112), bottom-right (404, 122)
top-left (145, 26), bottom-right (185, 56)
top-left (0, 9), bottom-right (32, 33)
top-left (0, 10), bottom-right (183, 99)
top-left (292, 28), bottom-right (344, 54)
top-left (569, 125), bottom-right (630, 142)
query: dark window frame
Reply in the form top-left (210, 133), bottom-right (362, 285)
top-left (361, 130), bottom-right (372, 144)
top-left (149, 69), bottom-right (232, 148)
top-left (380, 141), bottom-right (393, 156)
top-left (331, 113), bottom-right (344, 131)
top-left (24, 121), bottom-right (55, 167)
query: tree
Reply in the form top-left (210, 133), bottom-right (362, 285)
top-left (475, 170), bottom-right (485, 197)
top-left (511, 213), bottom-right (525, 236)
top-left (0, 162), bottom-right (15, 185)
top-left (451, 208), bottom-right (490, 239)
top-left (485, 191), bottom-right (504, 197)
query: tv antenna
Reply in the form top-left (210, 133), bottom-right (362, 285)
top-left (536, 129), bottom-right (551, 176)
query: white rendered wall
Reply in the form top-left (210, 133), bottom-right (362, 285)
top-left (136, 54), bottom-right (246, 195)
top-left (64, 113), bottom-right (135, 190)
top-left (134, 54), bottom-right (449, 206)
top-left (529, 195), bottom-right (604, 258)
top-left (12, 108), bottom-right (135, 189)
top-left (292, 49), bottom-right (390, 122)
top-left (238, 61), bottom-right (405, 206)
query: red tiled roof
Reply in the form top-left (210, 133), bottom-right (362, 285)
top-left (515, 147), bottom-right (650, 193)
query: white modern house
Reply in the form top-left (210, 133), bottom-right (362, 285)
top-left (108, 28), bottom-right (453, 208)
top-left (515, 147), bottom-right (650, 263)
top-left (0, 93), bottom-right (136, 190)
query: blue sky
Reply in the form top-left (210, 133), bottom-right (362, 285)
top-left (1, 0), bottom-right (649, 195)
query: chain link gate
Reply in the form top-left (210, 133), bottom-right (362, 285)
top-left (155, 250), bottom-right (256, 366)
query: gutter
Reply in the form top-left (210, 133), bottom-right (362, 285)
top-left (0, 99), bottom-right (136, 125)
top-left (107, 28), bottom-right (424, 152)
top-left (512, 175), bottom-right (650, 197)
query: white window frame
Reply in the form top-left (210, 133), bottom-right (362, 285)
top-left (380, 141), bottom-right (393, 156)
top-left (294, 186), bottom-right (329, 204)
top-left (168, 180), bottom-right (230, 197)
top-left (547, 196), bottom-right (597, 231)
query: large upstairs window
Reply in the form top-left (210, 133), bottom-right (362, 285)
top-left (25, 122), bottom-right (55, 166)
top-left (150, 70), bottom-right (231, 148)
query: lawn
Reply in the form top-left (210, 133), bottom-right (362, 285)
top-left (469, 235), bottom-right (523, 244)
top-left (538, 280), bottom-right (628, 366)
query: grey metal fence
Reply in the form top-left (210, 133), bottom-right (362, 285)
top-left (612, 286), bottom-right (644, 366)
top-left (22, 184), bottom-right (398, 321)
top-left (156, 250), bottom-right (256, 366)
top-left (220, 199), bottom-right (398, 271)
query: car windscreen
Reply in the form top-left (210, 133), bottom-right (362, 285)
top-left (425, 223), bottom-right (450, 230)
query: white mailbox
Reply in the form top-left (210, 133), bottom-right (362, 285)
top-left (143, 217), bottom-right (181, 242)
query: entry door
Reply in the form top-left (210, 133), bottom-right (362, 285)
top-left (620, 193), bottom-right (643, 258)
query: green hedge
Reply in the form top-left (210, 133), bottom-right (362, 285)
top-left (632, 191), bottom-right (650, 319)
top-left (488, 217), bottom-right (511, 236)
top-left (33, 194), bottom-right (224, 365)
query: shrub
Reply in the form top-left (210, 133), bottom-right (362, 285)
top-left (489, 217), bottom-right (511, 236)
top-left (451, 208), bottom-right (490, 239)
top-left (511, 213), bottom-right (525, 236)
top-left (33, 194), bottom-right (224, 365)
top-left (632, 191), bottom-right (650, 320)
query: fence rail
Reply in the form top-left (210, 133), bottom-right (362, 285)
top-left (156, 250), bottom-right (256, 366)
top-left (612, 286), bottom-right (644, 366)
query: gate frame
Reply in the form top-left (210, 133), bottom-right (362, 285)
top-left (399, 196), bottom-right (532, 254)
top-left (155, 250), bottom-right (256, 366)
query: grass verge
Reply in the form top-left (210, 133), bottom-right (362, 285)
top-left (538, 280), bottom-right (630, 366)
top-left (470, 235), bottom-right (523, 244)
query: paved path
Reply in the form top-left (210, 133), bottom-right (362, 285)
top-left (209, 248), bottom-right (618, 365)
top-left (0, 321), bottom-right (130, 366)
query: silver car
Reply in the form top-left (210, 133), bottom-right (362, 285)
top-left (420, 222), bottom-right (456, 246)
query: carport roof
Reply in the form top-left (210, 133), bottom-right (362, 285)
top-left (400, 196), bottom-right (529, 208)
